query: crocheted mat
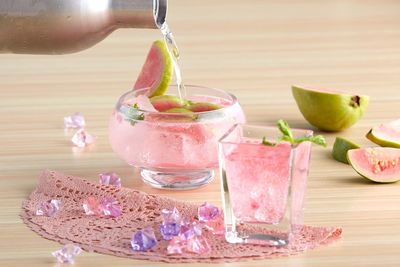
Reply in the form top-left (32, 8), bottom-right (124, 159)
top-left (20, 170), bottom-right (342, 263)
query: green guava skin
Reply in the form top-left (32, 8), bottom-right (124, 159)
top-left (188, 102), bottom-right (222, 112)
top-left (332, 137), bottom-right (360, 164)
top-left (366, 129), bottom-right (400, 148)
top-left (164, 107), bottom-right (193, 113)
top-left (292, 85), bottom-right (369, 132)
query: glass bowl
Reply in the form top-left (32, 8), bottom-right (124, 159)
top-left (109, 85), bottom-right (246, 190)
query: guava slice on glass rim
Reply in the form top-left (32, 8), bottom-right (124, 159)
top-left (150, 95), bottom-right (187, 112)
top-left (133, 40), bottom-right (173, 97)
top-left (366, 119), bottom-right (400, 148)
top-left (291, 85), bottom-right (369, 132)
top-left (347, 147), bottom-right (400, 183)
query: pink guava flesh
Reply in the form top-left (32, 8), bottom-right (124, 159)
top-left (133, 43), bottom-right (164, 93)
top-left (348, 147), bottom-right (400, 183)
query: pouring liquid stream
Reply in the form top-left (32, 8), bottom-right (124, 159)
top-left (160, 23), bottom-right (186, 99)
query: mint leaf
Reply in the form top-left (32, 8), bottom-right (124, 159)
top-left (120, 105), bottom-right (145, 126)
top-left (277, 119), bottom-right (294, 142)
top-left (294, 135), bottom-right (327, 147)
top-left (262, 120), bottom-right (326, 147)
top-left (262, 137), bottom-right (276, 146)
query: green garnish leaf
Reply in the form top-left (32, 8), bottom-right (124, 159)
top-left (277, 119), bottom-right (294, 142)
top-left (121, 104), bottom-right (145, 125)
top-left (262, 137), bottom-right (276, 146)
top-left (293, 135), bottom-right (327, 147)
top-left (262, 120), bottom-right (326, 147)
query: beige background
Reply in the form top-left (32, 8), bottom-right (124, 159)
top-left (1, 0), bottom-right (400, 266)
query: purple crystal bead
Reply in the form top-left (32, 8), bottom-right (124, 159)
top-left (99, 172), bottom-right (122, 188)
top-left (131, 226), bottom-right (157, 252)
top-left (161, 207), bottom-right (181, 224)
top-left (71, 129), bottom-right (96, 147)
top-left (159, 207), bottom-right (181, 240)
top-left (64, 112), bottom-right (85, 129)
top-left (35, 199), bottom-right (61, 217)
top-left (52, 244), bottom-right (82, 263)
top-left (100, 197), bottom-right (122, 218)
top-left (160, 223), bottom-right (181, 241)
top-left (198, 202), bottom-right (221, 222)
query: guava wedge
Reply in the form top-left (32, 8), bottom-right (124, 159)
top-left (133, 40), bottom-right (173, 97)
top-left (188, 102), bottom-right (222, 112)
top-left (366, 119), bottom-right (400, 148)
top-left (135, 95), bottom-right (158, 112)
top-left (347, 147), bottom-right (400, 183)
top-left (164, 107), bottom-right (193, 113)
top-left (150, 95), bottom-right (187, 112)
top-left (292, 85), bottom-right (369, 132)
top-left (332, 137), bottom-right (360, 164)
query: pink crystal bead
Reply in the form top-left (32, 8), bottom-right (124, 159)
top-left (35, 199), bottom-right (61, 217)
top-left (100, 197), bottom-right (122, 218)
top-left (71, 129), bottom-right (96, 147)
top-left (198, 202), bottom-right (225, 235)
top-left (203, 215), bottom-right (225, 235)
top-left (82, 197), bottom-right (102, 216)
top-left (64, 112), bottom-right (85, 129)
top-left (186, 235), bottom-right (211, 254)
top-left (198, 202), bottom-right (221, 222)
top-left (99, 172), bottom-right (122, 188)
top-left (166, 236), bottom-right (185, 255)
top-left (179, 220), bottom-right (202, 240)
top-left (52, 244), bottom-right (82, 263)
top-left (83, 197), bottom-right (122, 218)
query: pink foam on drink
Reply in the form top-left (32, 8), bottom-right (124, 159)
top-left (224, 141), bottom-right (292, 224)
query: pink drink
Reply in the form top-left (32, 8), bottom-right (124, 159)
top-left (225, 141), bottom-right (292, 224)
top-left (109, 85), bottom-right (245, 189)
top-left (219, 124), bottom-right (312, 245)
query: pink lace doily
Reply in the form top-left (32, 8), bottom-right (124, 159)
top-left (20, 170), bottom-right (342, 263)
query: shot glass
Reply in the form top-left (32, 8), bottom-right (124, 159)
top-left (218, 124), bottom-right (312, 246)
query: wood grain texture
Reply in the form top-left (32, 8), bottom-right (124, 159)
top-left (1, 0), bottom-right (400, 266)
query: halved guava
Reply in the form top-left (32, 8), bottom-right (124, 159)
top-left (366, 119), bottom-right (400, 148)
top-left (292, 85), bottom-right (369, 132)
top-left (347, 147), bottom-right (400, 183)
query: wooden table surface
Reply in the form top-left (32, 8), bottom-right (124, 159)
top-left (1, 0), bottom-right (400, 266)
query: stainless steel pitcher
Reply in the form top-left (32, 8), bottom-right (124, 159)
top-left (0, 0), bottom-right (167, 54)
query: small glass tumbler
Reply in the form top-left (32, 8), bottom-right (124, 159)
top-left (218, 124), bottom-right (312, 246)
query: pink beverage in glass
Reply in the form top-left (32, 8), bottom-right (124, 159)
top-left (109, 85), bottom-right (246, 190)
top-left (225, 141), bottom-right (292, 224)
top-left (219, 124), bottom-right (312, 246)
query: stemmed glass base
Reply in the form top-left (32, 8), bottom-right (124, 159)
top-left (140, 167), bottom-right (214, 190)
